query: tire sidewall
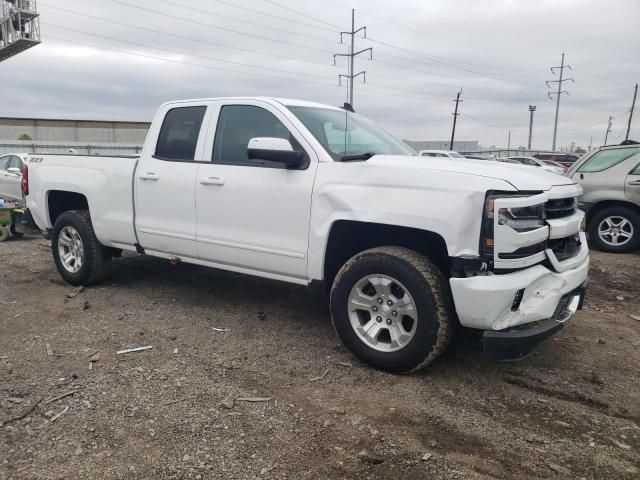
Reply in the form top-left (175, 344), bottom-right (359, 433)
top-left (588, 207), bottom-right (640, 253)
top-left (330, 252), bottom-right (443, 373)
top-left (52, 212), bottom-right (96, 286)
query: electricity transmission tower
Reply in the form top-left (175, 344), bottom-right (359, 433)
top-left (546, 53), bottom-right (574, 152)
top-left (449, 89), bottom-right (462, 150)
top-left (528, 105), bottom-right (536, 150)
top-left (333, 8), bottom-right (372, 108)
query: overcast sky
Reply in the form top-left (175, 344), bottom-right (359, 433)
top-left (1, 0), bottom-right (639, 150)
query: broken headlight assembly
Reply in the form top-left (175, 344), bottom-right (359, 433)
top-left (480, 193), bottom-right (545, 260)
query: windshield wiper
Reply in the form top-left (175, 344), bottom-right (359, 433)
top-left (339, 152), bottom-right (376, 162)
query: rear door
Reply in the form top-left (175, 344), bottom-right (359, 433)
top-left (625, 156), bottom-right (640, 204)
top-left (195, 100), bottom-right (318, 279)
top-left (134, 103), bottom-right (209, 258)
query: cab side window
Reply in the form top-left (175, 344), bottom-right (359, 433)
top-left (212, 105), bottom-right (305, 168)
top-left (578, 148), bottom-right (640, 173)
top-left (0, 156), bottom-right (9, 170)
top-left (155, 106), bottom-right (206, 161)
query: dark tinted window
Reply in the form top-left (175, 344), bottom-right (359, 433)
top-left (212, 105), bottom-right (299, 167)
top-left (0, 156), bottom-right (9, 170)
top-left (155, 106), bottom-right (206, 161)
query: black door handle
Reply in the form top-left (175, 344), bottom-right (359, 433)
top-left (580, 173), bottom-right (584, 180)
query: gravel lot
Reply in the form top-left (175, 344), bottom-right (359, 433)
top-left (1, 236), bottom-right (639, 479)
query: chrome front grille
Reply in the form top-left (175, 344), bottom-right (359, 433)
top-left (546, 197), bottom-right (577, 219)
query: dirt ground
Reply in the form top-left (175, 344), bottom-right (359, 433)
top-left (0, 236), bottom-right (639, 480)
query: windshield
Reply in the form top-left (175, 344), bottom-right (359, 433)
top-left (287, 106), bottom-right (415, 161)
top-left (449, 152), bottom-right (466, 159)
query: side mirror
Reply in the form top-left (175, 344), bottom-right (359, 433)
top-left (247, 137), bottom-right (304, 168)
top-left (7, 167), bottom-right (21, 175)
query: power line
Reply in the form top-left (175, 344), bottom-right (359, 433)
top-left (202, 0), bottom-right (338, 33)
top-left (39, 3), bottom-right (334, 68)
top-left (333, 9), bottom-right (371, 107)
top-left (44, 35), bottom-right (337, 87)
top-left (260, 0), bottom-right (342, 29)
top-left (110, 0), bottom-right (336, 55)
top-left (546, 53), bottom-right (574, 151)
top-left (153, 0), bottom-right (338, 44)
top-left (42, 23), bottom-right (333, 81)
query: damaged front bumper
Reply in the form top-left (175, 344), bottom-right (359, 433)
top-left (482, 281), bottom-right (587, 361)
top-left (449, 249), bottom-right (589, 361)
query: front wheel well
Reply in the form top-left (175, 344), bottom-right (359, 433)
top-left (48, 191), bottom-right (89, 226)
top-left (323, 220), bottom-right (450, 289)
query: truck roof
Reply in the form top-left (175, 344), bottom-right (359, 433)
top-left (162, 97), bottom-right (343, 111)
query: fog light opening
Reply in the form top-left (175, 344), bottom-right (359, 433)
top-left (511, 289), bottom-right (525, 312)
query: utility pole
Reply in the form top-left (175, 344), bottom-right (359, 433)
top-left (333, 9), bottom-right (372, 108)
top-left (507, 130), bottom-right (511, 152)
top-left (625, 83), bottom-right (638, 141)
top-left (604, 115), bottom-right (613, 145)
top-left (449, 89), bottom-right (462, 150)
top-left (528, 105), bottom-right (536, 150)
top-left (589, 136), bottom-right (593, 151)
top-left (546, 53), bottom-right (574, 152)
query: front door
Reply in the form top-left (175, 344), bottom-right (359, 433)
top-left (195, 101), bottom-right (318, 280)
top-left (134, 104), bottom-right (208, 259)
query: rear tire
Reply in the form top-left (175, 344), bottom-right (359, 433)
top-left (588, 206), bottom-right (640, 253)
top-left (330, 246), bottom-right (454, 373)
top-left (51, 210), bottom-right (112, 286)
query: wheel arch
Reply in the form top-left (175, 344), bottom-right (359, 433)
top-left (47, 190), bottom-right (89, 227)
top-left (586, 200), bottom-right (640, 223)
top-left (322, 220), bottom-right (450, 290)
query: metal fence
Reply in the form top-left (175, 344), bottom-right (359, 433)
top-left (0, 140), bottom-right (143, 155)
top-left (458, 149), bottom-right (580, 158)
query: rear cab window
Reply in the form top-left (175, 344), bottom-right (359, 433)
top-left (577, 147), bottom-right (640, 173)
top-left (155, 106), bottom-right (207, 161)
top-left (0, 156), bottom-right (9, 170)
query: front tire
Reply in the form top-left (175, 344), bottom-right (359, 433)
top-left (51, 210), bottom-right (112, 286)
top-left (588, 206), bottom-right (640, 253)
top-left (330, 247), bottom-right (454, 373)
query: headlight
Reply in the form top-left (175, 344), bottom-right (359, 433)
top-left (480, 193), bottom-right (545, 261)
top-left (498, 204), bottom-right (545, 232)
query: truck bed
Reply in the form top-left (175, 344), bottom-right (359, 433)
top-left (27, 154), bottom-right (139, 249)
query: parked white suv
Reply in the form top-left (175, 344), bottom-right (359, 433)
top-left (20, 97), bottom-right (589, 372)
top-left (507, 156), bottom-right (565, 174)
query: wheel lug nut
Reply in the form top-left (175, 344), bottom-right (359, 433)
top-left (392, 311), bottom-right (397, 316)
top-left (377, 298), bottom-right (383, 304)
top-left (386, 319), bottom-right (392, 325)
top-left (376, 316), bottom-right (382, 322)
top-left (387, 300), bottom-right (393, 306)
top-left (372, 306), bottom-right (378, 312)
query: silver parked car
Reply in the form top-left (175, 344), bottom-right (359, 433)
top-left (567, 144), bottom-right (640, 252)
top-left (0, 153), bottom-right (27, 201)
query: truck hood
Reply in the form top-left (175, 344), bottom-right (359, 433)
top-left (367, 155), bottom-right (575, 191)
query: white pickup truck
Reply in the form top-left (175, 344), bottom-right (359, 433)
top-left (21, 97), bottom-right (589, 372)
